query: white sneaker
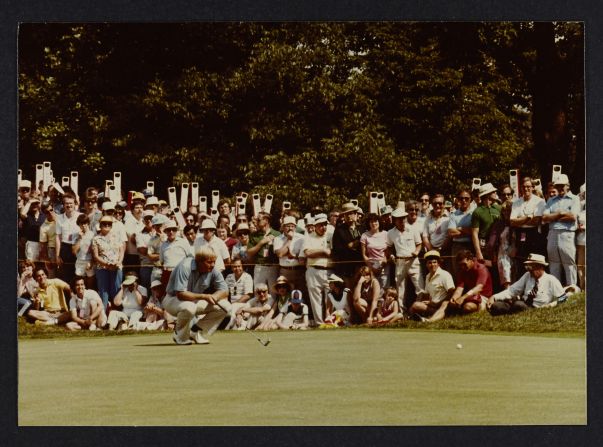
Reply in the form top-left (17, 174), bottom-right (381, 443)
top-left (151, 319), bottom-right (165, 331)
top-left (119, 322), bottom-right (128, 331)
top-left (172, 331), bottom-right (192, 345)
top-left (89, 324), bottom-right (99, 331)
top-left (190, 329), bottom-right (210, 344)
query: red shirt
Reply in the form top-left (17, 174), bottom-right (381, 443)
top-left (456, 261), bottom-right (493, 297)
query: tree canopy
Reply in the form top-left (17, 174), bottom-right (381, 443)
top-left (18, 22), bottom-right (584, 211)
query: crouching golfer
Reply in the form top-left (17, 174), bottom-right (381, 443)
top-left (164, 246), bottom-right (230, 345)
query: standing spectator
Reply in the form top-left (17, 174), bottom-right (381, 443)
top-left (352, 266), bottom-right (381, 324)
top-left (193, 219), bottom-right (230, 273)
top-left (136, 210), bottom-right (156, 290)
top-left (422, 194), bottom-right (450, 256)
top-left (123, 198), bottom-right (146, 276)
top-left (379, 206), bottom-right (394, 232)
top-left (183, 224), bottom-right (197, 247)
top-left (55, 192), bottom-right (81, 284)
top-left (447, 190), bottom-right (474, 278)
top-left (385, 207), bottom-right (423, 312)
top-left (410, 250), bottom-right (455, 321)
top-left (21, 197), bottom-right (45, 261)
top-left (82, 191), bottom-right (102, 231)
top-left (471, 183), bottom-right (501, 275)
top-left (160, 221), bottom-right (192, 287)
top-left (91, 215), bottom-right (124, 309)
top-left (38, 201), bottom-right (57, 278)
top-left (247, 211), bottom-right (281, 291)
top-left (418, 193), bottom-right (431, 219)
top-left (217, 225), bottom-right (238, 253)
top-left (72, 214), bottom-right (96, 290)
top-left (576, 184), bottom-right (586, 290)
top-left (65, 277), bottom-right (107, 331)
top-left (510, 177), bottom-right (547, 276)
top-left (542, 174), bottom-right (581, 286)
top-left (495, 185), bottom-right (516, 288)
top-left (302, 213), bottom-right (331, 325)
top-left (107, 275), bottom-right (144, 330)
top-left (231, 223), bottom-right (253, 273)
top-left (144, 213), bottom-right (168, 285)
top-left (332, 202), bottom-right (363, 288)
top-left (273, 215), bottom-right (306, 293)
top-left (360, 213), bottom-right (389, 290)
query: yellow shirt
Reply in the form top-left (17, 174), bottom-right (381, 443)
top-left (38, 278), bottom-right (69, 312)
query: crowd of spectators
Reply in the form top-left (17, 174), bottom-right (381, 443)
top-left (17, 171), bottom-right (585, 333)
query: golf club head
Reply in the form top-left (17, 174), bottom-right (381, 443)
top-left (263, 339), bottom-right (271, 346)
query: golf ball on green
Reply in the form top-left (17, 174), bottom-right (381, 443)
top-left (456, 344), bottom-right (463, 349)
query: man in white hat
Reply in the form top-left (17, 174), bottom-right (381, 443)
top-left (302, 213), bottom-right (332, 324)
top-left (193, 218), bottom-right (230, 272)
top-left (274, 215), bottom-right (306, 292)
top-left (332, 202), bottom-right (363, 288)
top-left (410, 250), bottom-right (455, 321)
top-left (487, 253), bottom-right (568, 315)
top-left (385, 205), bottom-right (423, 311)
top-left (107, 275), bottom-right (144, 330)
top-left (159, 220), bottom-right (192, 287)
top-left (542, 174), bottom-right (581, 286)
top-left (470, 183), bottom-right (501, 268)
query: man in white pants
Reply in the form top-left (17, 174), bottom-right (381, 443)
top-left (386, 206), bottom-right (423, 312)
top-left (302, 213), bottom-right (331, 325)
top-left (542, 174), bottom-right (581, 286)
top-left (163, 246), bottom-right (230, 345)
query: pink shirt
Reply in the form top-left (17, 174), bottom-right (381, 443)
top-left (360, 230), bottom-right (388, 262)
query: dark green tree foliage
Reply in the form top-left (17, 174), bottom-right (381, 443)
top-left (19, 22), bottom-right (584, 211)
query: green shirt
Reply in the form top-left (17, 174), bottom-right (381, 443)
top-left (471, 203), bottom-right (501, 239)
top-left (248, 228), bottom-right (281, 265)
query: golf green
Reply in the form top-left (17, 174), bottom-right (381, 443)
top-left (18, 330), bottom-right (586, 425)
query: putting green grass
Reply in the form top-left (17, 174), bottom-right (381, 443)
top-left (18, 330), bottom-right (585, 426)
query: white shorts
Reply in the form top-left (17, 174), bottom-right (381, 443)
top-left (75, 260), bottom-right (95, 277)
top-left (25, 241), bottom-right (40, 262)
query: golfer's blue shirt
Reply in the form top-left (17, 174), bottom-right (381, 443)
top-left (167, 257), bottom-right (227, 296)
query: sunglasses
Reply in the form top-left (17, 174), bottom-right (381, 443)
top-left (100, 222), bottom-right (113, 227)
top-left (503, 193), bottom-right (513, 197)
top-left (408, 208), bottom-right (418, 212)
top-left (19, 188), bottom-right (31, 192)
top-left (257, 290), bottom-right (268, 294)
top-left (421, 198), bottom-right (430, 202)
top-left (165, 228), bottom-right (177, 232)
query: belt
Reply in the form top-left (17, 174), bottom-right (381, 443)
top-left (309, 265), bottom-right (329, 270)
top-left (280, 265), bottom-right (305, 270)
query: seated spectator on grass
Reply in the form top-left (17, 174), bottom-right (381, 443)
top-left (17, 260), bottom-right (37, 316)
top-left (277, 290), bottom-right (310, 330)
top-left (135, 280), bottom-right (170, 331)
top-left (487, 254), bottom-right (569, 316)
top-left (107, 275), bottom-right (144, 330)
top-left (409, 250), bottom-right (455, 321)
top-left (26, 267), bottom-right (71, 326)
top-left (232, 283), bottom-right (274, 330)
top-left (324, 273), bottom-right (351, 327)
top-left (370, 287), bottom-right (403, 326)
top-left (65, 277), bottom-right (107, 331)
top-left (352, 265), bottom-right (381, 324)
top-left (257, 275), bottom-right (292, 330)
top-left (72, 214), bottom-right (96, 290)
top-left (428, 250), bottom-right (492, 322)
